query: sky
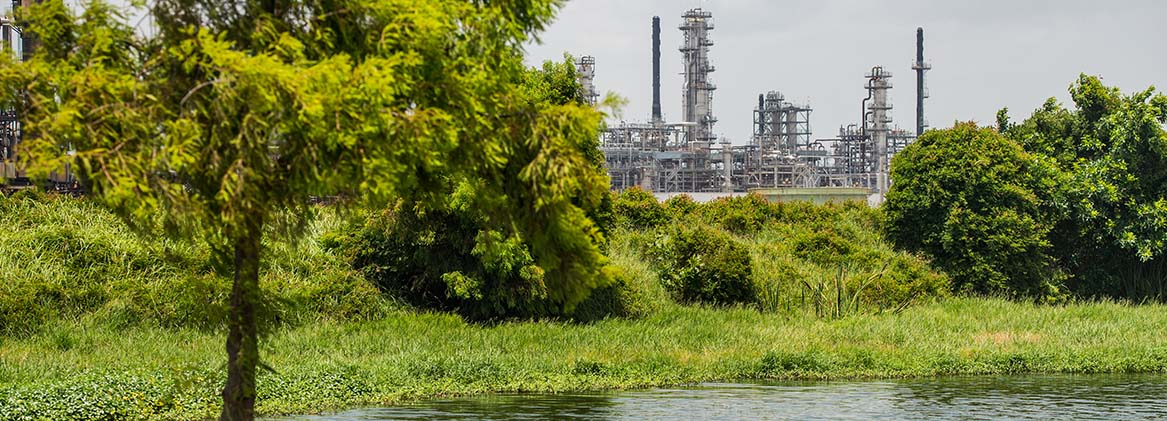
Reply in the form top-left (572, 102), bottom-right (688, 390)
top-left (523, 0), bottom-right (1167, 144)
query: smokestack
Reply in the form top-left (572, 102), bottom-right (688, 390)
top-left (651, 16), bottom-right (662, 123)
top-left (913, 27), bottom-right (929, 137)
top-left (757, 94), bottom-right (765, 136)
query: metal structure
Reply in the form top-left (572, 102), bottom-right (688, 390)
top-left (594, 14), bottom-right (930, 199)
top-left (679, 8), bottom-right (716, 144)
top-left (651, 16), bottom-right (663, 123)
top-left (1, 0), bottom-right (78, 192)
top-left (866, 66), bottom-right (893, 195)
top-left (745, 91), bottom-right (818, 188)
top-left (1, 2), bottom-right (23, 183)
top-left (912, 27), bottom-right (931, 136)
top-left (575, 55), bottom-right (599, 106)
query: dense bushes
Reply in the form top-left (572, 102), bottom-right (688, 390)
top-left (609, 189), bottom-right (949, 315)
top-left (611, 188), bottom-right (670, 229)
top-left (0, 187), bottom-right (948, 335)
top-left (885, 123), bottom-right (1066, 300)
top-left (655, 225), bottom-right (755, 305)
top-left (1003, 76), bottom-right (1167, 299)
top-left (337, 200), bottom-right (561, 321)
top-left (885, 75), bottom-right (1167, 301)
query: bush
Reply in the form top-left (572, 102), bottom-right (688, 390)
top-left (655, 225), bottom-right (756, 306)
top-left (852, 251), bottom-right (950, 311)
top-left (885, 123), bottom-right (1066, 300)
top-left (695, 194), bottom-right (775, 234)
top-left (612, 188), bottom-right (671, 229)
top-left (791, 230), bottom-right (856, 267)
top-left (343, 203), bottom-right (557, 321)
top-left (663, 194), bottom-right (698, 218)
top-left (1003, 76), bottom-right (1167, 300)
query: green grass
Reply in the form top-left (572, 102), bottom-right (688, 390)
top-left (0, 194), bottom-right (387, 337)
top-left (3, 298), bottom-right (1167, 419)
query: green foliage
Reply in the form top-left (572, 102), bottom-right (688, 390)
top-left (652, 225), bottom-right (756, 306)
top-left (885, 123), bottom-right (1066, 299)
top-left (606, 194), bottom-right (947, 315)
top-left (571, 270), bottom-right (667, 322)
top-left (337, 57), bottom-right (615, 320)
top-left (0, 195), bottom-right (386, 337)
top-left (693, 194), bottom-right (778, 234)
top-left (748, 203), bottom-right (948, 315)
top-left (1, 0), bottom-right (607, 414)
top-left (343, 198), bottom-right (554, 321)
top-left (1002, 75), bottom-right (1167, 298)
top-left (611, 187), bottom-right (671, 229)
top-left (663, 194), bottom-right (698, 217)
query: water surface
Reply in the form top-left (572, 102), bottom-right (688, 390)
top-left (280, 374), bottom-right (1167, 420)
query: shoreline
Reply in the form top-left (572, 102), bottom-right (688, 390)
top-left (3, 298), bottom-right (1167, 420)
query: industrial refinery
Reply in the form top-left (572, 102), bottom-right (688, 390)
top-left (1, 5), bottom-right (932, 201)
top-left (583, 9), bottom-right (932, 203)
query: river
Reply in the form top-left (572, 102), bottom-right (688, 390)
top-left (277, 374), bottom-right (1167, 420)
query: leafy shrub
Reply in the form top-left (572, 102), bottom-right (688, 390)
top-left (343, 203), bottom-right (556, 321)
top-left (572, 270), bottom-right (663, 322)
top-left (1002, 76), bottom-right (1167, 300)
top-left (885, 123), bottom-right (1067, 299)
top-left (663, 194), bottom-right (698, 218)
top-left (696, 194), bottom-right (775, 234)
top-left (612, 188), bottom-right (671, 229)
top-left (851, 251), bottom-right (950, 311)
top-left (791, 230), bottom-right (856, 267)
top-left (654, 225), bottom-right (756, 306)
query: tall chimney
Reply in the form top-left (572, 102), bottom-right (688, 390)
top-left (913, 27), bottom-right (930, 137)
top-left (651, 16), bottom-right (662, 123)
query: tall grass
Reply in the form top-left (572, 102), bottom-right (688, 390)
top-left (0, 194), bottom-right (387, 336)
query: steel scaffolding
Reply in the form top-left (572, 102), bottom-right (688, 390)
top-left (679, 8), bottom-right (717, 144)
top-left (575, 56), bottom-right (599, 106)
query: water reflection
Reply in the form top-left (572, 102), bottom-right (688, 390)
top-left (278, 374), bottom-right (1167, 420)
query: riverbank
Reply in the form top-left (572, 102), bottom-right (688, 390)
top-left (3, 297), bottom-right (1166, 420)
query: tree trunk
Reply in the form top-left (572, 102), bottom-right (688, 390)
top-left (221, 227), bottom-right (262, 421)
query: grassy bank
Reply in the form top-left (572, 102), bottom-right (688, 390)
top-left (3, 298), bottom-right (1167, 419)
top-left (2, 195), bottom-right (1165, 419)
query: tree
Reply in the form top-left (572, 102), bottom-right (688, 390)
top-left (884, 123), bottom-right (1067, 299)
top-left (0, 0), bottom-right (609, 419)
top-left (347, 57), bottom-right (615, 321)
top-left (1004, 75), bottom-right (1167, 297)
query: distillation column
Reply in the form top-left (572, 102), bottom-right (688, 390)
top-left (679, 8), bottom-right (716, 144)
top-left (575, 56), bottom-right (599, 106)
top-left (867, 67), bottom-right (893, 195)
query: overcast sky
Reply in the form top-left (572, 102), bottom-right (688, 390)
top-left (524, 0), bottom-right (1166, 144)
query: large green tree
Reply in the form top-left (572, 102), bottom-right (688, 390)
top-left (884, 123), bottom-right (1067, 299)
top-left (0, 0), bottom-right (610, 419)
top-left (1003, 75), bottom-right (1167, 296)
